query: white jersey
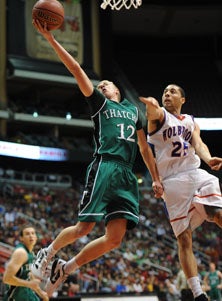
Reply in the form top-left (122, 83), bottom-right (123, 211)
top-left (148, 108), bottom-right (222, 238)
top-left (148, 107), bottom-right (200, 180)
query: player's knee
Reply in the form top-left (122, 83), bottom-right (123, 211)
top-left (177, 229), bottom-right (192, 249)
top-left (109, 239), bottom-right (122, 250)
top-left (106, 235), bottom-right (123, 249)
top-left (205, 205), bottom-right (222, 223)
top-left (75, 222), bottom-right (95, 237)
top-left (213, 210), bottom-right (222, 227)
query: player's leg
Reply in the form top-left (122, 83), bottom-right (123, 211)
top-left (74, 218), bottom-right (127, 267)
top-left (31, 222), bottom-right (95, 279)
top-left (194, 170), bottom-right (222, 227)
top-left (45, 218), bottom-right (127, 296)
top-left (177, 228), bottom-right (197, 279)
top-left (32, 158), bottom-right (107, 279)
top-left (177, 228), bottom-right (208, 301)
top-left (205, 205), bottom-right (222, 227)
top-left (49, 222), bottom-right (95, 252)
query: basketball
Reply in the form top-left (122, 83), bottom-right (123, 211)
top-left (32, 0), bottom-right (65, 31)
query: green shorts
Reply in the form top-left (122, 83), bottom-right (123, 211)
top-left (209, 288), bottom-right (221, 300)
top-left (78, 156), bottom-right (139, 229)
top-left (3, 287), bottom-right (40, 301)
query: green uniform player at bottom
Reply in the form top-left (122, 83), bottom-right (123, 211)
top-left (204, 262), bottom-right (222, 301)
top-left (3, 224), bottom-right (48, 301)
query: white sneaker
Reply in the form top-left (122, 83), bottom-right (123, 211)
top-left (31, 248), bottom-right (49, 279)
top-left (45, 259), bottom-right (68, 297)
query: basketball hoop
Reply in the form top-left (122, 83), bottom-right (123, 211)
top-left (101, 0), bottom-right (142, 10)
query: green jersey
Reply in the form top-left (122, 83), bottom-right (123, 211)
top-left (78, 89), bottom-right (143, 229)
top-left (87, 89), bottom-right (142, 166)
top-left (208, 270), bottom-right (222, 301)
top-left (3, 243), bottom-right (39, 301)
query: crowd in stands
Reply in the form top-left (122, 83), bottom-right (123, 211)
top-left (0, 172), bottom-right (222, 301)
top-left (8, 96), bottom-right (90, 120)
top-left (1, 131), bottom-right (94, 152)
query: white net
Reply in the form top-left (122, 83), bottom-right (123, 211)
top-left (101, 0), bottom-right (142, 10)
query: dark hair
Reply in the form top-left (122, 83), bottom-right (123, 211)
top-left (19, 224), bottom-right (36, 236)
top-left (172, 84), bottom-right (185, 98)
top-left (178, 86), bottom-right (185, 98)
top-left (165, 83), bottom-right (186, 98)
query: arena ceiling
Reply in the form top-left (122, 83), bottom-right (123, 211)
top-left (111, 0), bottom-right (222, 37)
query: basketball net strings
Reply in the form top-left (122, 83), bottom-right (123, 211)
top-left (101, 0), bottom-right (142, 10)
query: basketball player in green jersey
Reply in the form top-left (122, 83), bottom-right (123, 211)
top-left (204, 262), bottom-right (222, 301)
top-left (3, 224), bottom-right (48, 301)
top-left (31, 19), bottom-right (163, 296)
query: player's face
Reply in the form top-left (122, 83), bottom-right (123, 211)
top-left (162, 85), bottom-right (185, 113)
top-left (97, 80), bottom-right (120, 102)
top-left (20, 227), bottom-right (37, 247)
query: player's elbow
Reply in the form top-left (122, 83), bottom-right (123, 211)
top-left (3, 272), bottom-right (10, 284)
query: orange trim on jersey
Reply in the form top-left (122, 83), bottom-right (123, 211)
top-left (193, 193), bottom-right (222, 198)
top-left (175, 115), bottom-right (186, 121)
top-left (170, 206), bottom-right (195, 223)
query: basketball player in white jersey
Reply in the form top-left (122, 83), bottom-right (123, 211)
top-left (140, 84), bottom-right (222, 301)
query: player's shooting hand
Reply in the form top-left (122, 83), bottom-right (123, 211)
top-left (152, 181), bottom-right (164, 198)
top-left (32, 19), bottom-right (53, 40)
top-left (208, 157), bottom-right (222, 171)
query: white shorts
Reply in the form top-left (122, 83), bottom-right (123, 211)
top-left (162, 168), bottom-right (222, 237)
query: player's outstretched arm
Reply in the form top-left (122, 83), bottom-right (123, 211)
top-left (139, 96), bottom-right (160, 107)
top-left (32, 19), bottom-right (93, 97)
top-left (139, 96), bottom-right (163, 120)
top-left (137, 129), bottom-right (163, 198)
top-left (192, 123), bottom-right (222, 170)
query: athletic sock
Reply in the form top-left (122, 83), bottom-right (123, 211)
top-left (64, 257), bottom-right (79, 274)
top-left (187, 276), bottom-right (203, 298)
top-left (45, 244), bottom-right (57, 260)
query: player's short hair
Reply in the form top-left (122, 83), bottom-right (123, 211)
top-left (19, 224), bottom-right (36, 236)
top-left (177, 85), bottom-right (185, 98)
top-left (163, 84), bottom-right (186, 100)
top-left (170, 84), bottom-right (185, 98)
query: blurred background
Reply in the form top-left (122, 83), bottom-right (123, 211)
top-left (0, 0), bottom-right (222, 300)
